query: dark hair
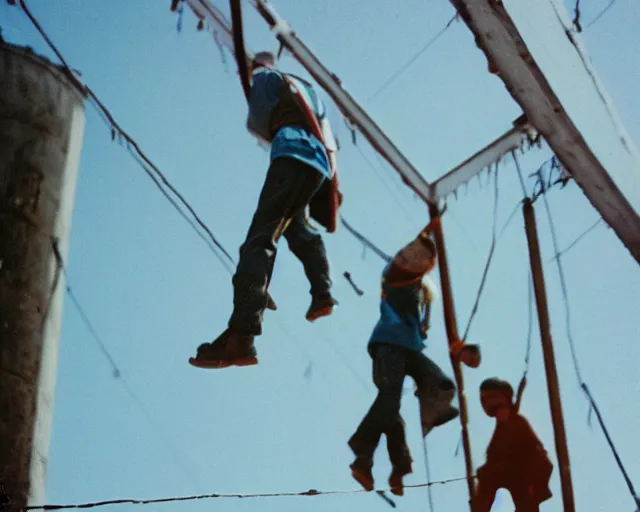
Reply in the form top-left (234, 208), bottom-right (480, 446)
top-left (251, 51), bottom-right (275, 68)
top-left (480, 378), bottom-right (514, 401)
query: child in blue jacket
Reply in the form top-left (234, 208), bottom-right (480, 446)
top-left (348, 219), bottom-right (480, 496)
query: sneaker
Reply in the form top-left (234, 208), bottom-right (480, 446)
top-left (188, 328), bottom-right (258, 369)
top-left (305, 294), bottom-right (338, 322)
top-left (350, 457), bottom-right (374, 492)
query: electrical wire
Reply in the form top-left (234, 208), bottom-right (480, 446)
top-left (547, 218), bottom-right (603, 262)
top-left (49, 240), bottom-right (203, 489)
top-left (19, 477), bottom-right (468, 511)
top-left (18, 0), bottom-right (236, 275)
top-left (586, 0), bottom-right (621, 28)
top-left (541, 192), bottom-right (639, 507)
top-left (366, 14), bottom-right (458, 104)
top-left (355, 144), bottom-right (415, 223)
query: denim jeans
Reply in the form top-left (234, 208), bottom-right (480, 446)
top-left (228, 157), bottom-right (331, 335)
top-left (348, 343), bottom-right (455, 469)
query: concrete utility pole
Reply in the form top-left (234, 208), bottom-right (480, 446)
top-left (0, 41), bottom-right (86, 508)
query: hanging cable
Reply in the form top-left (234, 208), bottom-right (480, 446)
top-left (17, 0), bottom-right (237, 274)
top-left (366, 13), bottom-right (458, 104)
top-left (355, 144), bottom-right (415, 223)
top-left (541, 192), bottom-right (639, 507)
top-left (19, 476), bottom-right (468, 511)
top-left (572, 0), bottom-right (582, 32)
top-left (548, 218), bottom-right (603, 262)
top-left (49, 239), bottom-right (203, 488)
top-left (586, 0), bottom-right (621, 28)
top-left (422, 435), bottom-right (435, 512)
top-left (515, 271), bottom-right (534, 411)
top-left (340, 215), bottom-right (392, 262)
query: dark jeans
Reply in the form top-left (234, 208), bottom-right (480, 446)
top-left (348, 343), bottom-right (455, 470)
top-left (228, 157), bottom-right (331, 335)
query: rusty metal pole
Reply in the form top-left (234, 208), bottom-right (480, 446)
top-left (522, 198), bottom-right (576, 512)
top-left (428, 204), bottom-right (475, 507)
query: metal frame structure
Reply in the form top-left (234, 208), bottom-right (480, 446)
top-left (449, 0), bottom-right (640, 264)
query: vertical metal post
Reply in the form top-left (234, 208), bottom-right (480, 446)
top-left (428, 204), bottom-right (475, 507)
top-left (522, 198), bottom-right (576, 512)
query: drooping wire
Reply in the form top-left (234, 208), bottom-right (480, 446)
top-left (355, 144), bottom-right (415, 223)
top-left (19, 476), bottom-right (468, 511)
top-left (18, 0), bottom-right (236, 275)
top-left (586, 0), bottom-right (621, 28)
top-left (548, 218), bottom-right (603, 262)
top-left (340, 215), bottom-right (392, 262)
top-left (366, 13), bottom-right (458, 104)
top-left (572, 0), bottom-right (583, 32)
top-left (540, 191), bottom-right (639, 507)
top-left (422, 436), bottom-right (435, 512)
top-left (49, 239), bottom-right (203, 489)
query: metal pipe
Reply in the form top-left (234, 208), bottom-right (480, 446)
top-left (522, 198), bottom-right (576, 512)
top-left (428, 204), bottom-right (476, 507)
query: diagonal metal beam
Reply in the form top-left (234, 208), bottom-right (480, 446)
top-left (449, 0), bottom-right (640, 264)
top-left (431, 115), bottom-right (536, 201)
top-left (248, 0), bottom-right (433, 204)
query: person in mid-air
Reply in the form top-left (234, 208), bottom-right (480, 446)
top-left (189, 51), bottom-right (341, 370)
top-left (473, 378), bottom-right (553, 512)
top-left (347, 219), bottom-right (481, 496)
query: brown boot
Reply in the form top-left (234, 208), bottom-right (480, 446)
top-left (305, 294), bottom-right (338, 322)
top-left (189, 328), bottom-right (258, 369)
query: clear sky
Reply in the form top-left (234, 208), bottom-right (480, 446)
top-left (2, 1), bottom-right (639, 511)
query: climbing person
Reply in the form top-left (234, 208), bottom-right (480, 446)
top-left (473, 378), bottom-right (554, 512)
top-left (189, 51), bottom-right (341, 370)
top-left (347, 218), bottom-right (481, 496)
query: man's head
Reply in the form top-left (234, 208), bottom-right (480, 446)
top-left (393, 234), bottom-right (437, 275)
top-left (480, 378), bottom-right (514, 419)
top-left (250, 51), bottom-right (276, 73)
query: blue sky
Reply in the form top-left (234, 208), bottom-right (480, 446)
top-left (2, 0), bottom-right (639, 511)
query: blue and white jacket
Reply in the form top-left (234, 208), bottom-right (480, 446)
top-left (246, 67), bottom-right (336, 179)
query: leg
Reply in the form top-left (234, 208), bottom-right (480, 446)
top-left (282, 211), bottom-right (336, 321)
top-left (509, 483), bottom-right (540, 512)
top-left (473, 477), bottom-right (499, 512)
top-left (189, 158), bottom-right (323, 369)
top-left (229, 158), bottom-right (324, 335)
top-left (348, 344), bottom-right (407, 490)
top-left (386, 416), bottom-right (412, 496)
top-left (408, 352), bottom-right (458, 436)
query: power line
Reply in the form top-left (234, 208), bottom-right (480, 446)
top-left (541, 192), bottom-right (639, 507)
top-left (548, 218), bottom-right (603, 262)
top-left (586, 0), bottom-right (621, 28)
top-left (49, 239), bottom-right (203, 489)
top-left (19, 477), bottom-right (468, 511)
top-left (355, 144), bottom-right (415, 223)
top-left (366, 14), bottom-right (458, 104)
top-left (17, 0), bottom-right (236, 275)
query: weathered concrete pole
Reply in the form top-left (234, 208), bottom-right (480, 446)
top-left (0, 41), bottom-right (86, 508)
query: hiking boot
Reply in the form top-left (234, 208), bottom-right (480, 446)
top-left (350, 456), bottom-right (374, 492)
top-left (305, 294), bottom-right (338, 322)
top-left (388, 465), bottom-right (412, 497)
top-left (188, 328), bottom-right (257, 369)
